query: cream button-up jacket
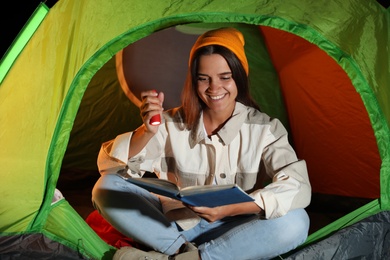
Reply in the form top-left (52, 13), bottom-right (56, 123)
top-left (98, 102), bottom-right (311, 219)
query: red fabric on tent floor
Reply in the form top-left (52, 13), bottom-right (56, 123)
top-left (85, 210), bottom-right (140, 249)
top-left (259, 26), bottom-right (380, 199)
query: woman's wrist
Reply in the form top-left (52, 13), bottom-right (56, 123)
top-left (226, 201), bottom-right (263, 217)
top-left (129, 124), bottom-right (155, 158)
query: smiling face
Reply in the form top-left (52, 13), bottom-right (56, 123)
top-left (196, 54), bottom-right (238, 118)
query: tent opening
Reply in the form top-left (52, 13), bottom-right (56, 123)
top-left (58, 23), bottom-right (380, 236)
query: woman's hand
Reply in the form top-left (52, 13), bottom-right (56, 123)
top-left (128, 90), bottom-right (164, 158)
top-left (187, 205), bottom-right (229, 222)
top-left (187, 201), bottom-right (262, 222)
top-left (140, 90), bottom-right (164, 134)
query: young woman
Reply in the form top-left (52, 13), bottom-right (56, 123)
top-left (92, 27), bottom-right (311, 260)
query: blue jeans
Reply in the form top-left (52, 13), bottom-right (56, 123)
top-left (92, 174), bottom-right (310, 260)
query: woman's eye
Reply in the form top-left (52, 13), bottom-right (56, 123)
top-left (198, 77), bottom-right (208, 82)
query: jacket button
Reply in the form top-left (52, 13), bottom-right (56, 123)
top-left (220, 173), bottom-right (226, 178)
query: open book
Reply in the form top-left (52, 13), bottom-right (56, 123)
top-left (116, 169), bottom-right (254, 207)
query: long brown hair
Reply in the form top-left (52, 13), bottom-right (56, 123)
top-left (181, 45), bottom-right (260, 130)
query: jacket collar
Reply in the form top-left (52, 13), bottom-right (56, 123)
top-left (189, 102), bottom-right (248, 147)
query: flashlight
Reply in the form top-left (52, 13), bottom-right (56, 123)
top-left (149, 90), bottom-right (161, 125)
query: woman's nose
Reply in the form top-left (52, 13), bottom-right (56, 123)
top-left (208, 78), bottom-right (220, 90)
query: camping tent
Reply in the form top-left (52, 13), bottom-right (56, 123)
top-left (0, 0), bottom-right (389, 259)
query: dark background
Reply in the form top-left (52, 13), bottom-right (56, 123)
top-left (0, 0), bottom-right (58, 59)
top-left (1, 0), bottom-right (389, 60)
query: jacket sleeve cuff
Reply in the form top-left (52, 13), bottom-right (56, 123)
top-left (109, 132), bottom-right (132, 163)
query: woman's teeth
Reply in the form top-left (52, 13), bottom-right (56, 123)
top-left (210, 94), bottom-right (225, 100)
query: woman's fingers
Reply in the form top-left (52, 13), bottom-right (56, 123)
top-left (140, 90), bottom-right (164, 127)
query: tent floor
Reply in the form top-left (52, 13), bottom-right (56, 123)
top-left (58, 169), bottom-right (373, 234)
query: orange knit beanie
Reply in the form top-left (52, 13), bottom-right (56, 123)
top-left (189, 27), bottom-right (249, 75)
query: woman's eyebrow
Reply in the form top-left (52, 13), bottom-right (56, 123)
top-left (197, 72), bottom-right (232, 77)
top-left (219, 72), bottom-right (232, 76)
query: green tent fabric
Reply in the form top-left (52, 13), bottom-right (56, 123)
top-left (0, 0), bottom-right (389, 259)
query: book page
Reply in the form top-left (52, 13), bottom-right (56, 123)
top-left (180, 184), bottom-right (236, 196)
top-left (159, 196), bottom-right (186, 214)
top-left (159, 195), bottom-right (200, 230)
top-left (132, 178), bottom-right (180, 191)
top-left (124, 177), bottom-right (181, 199)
